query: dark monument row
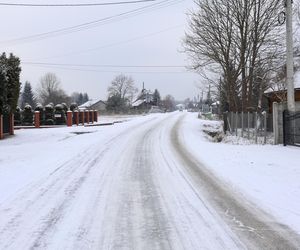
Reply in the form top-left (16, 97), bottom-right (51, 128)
top-left (13, 103), bottom-right (98, 127)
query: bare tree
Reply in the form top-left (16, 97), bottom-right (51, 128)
top-left (162, 95), bottom-right (176, 111)
top-left (184, 0), bottom-right (283, 112)
top-left (36, 72), bottom-right (70, 105)
top-left (185, 0), bottom-right (239, 111)
top-left (107, 74), bottom-right (138, 104)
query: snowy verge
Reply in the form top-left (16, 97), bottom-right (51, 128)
top-left (180, 113), bottom-right (300, 234)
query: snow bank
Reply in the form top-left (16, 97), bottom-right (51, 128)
top-left (181, 113), bottom-right (300, 234)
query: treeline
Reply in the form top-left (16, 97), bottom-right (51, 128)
top-left (21, 72), bottom-right (177, 113)
top-left (105, 74), bottom-right (176, 112)
top-left (1, 52), bottom-right (177, 114)
top-left (20, 72), bottom-right (89, 109)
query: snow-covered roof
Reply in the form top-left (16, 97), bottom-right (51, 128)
top-left (79, 99), bottom-right (105, 108)
top-left (294, 71), bottom-right (300, 88)
top-left (264, 70), bottom-right (300, 94)
top-left (132, 99), bottom-right (145, 107)
top-left (211, 101), bottom-right (220, 106)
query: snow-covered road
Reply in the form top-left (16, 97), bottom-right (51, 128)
top-left (0, 113), bottom-right (299, 249)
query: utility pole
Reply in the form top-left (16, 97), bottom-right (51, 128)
top-left (286, 0), bottom-right (295, 111)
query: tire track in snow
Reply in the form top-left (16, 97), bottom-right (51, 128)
top-left (0, 145), bottom-right (107, 249)
top-left (98, 115), bottom-right (176, 250)
top-left (100, 113), bottom-right (243, 249)
top-left (153, 114), bottom-right (244, 249)
top-left (171, 114), bottom-right (300, 249)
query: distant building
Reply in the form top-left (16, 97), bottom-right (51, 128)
top-left (176, 104), bottom-right (184, 111)
top-left (132, 89), bottom-right (154, 110)
top-left (211, 101), bottom-right (220, 114)
top-left (79, 99), bottom-right (107, 111)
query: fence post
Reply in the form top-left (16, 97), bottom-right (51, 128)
top-left (74, 111), bottom-right (79, 126)
top-left (67, 111), bottom-right (73, 127)
top-left (89, 111), bottom-right (93, 123)
top-left (34, 111), bottom-right (40, 128)
top-left (263, 111), bottom-right (267, 144)
top-left (255, 112), bottom-right (258, 143)
top-left (80, 111), bottom-right (85, 125)
top-left (94, 111), bottom-right (98, 122)
top-left (230, 112), bottom-right (234, 133)
top-left (283, 110), bottom-right (287, 146)
top-left (86, 111), bottom-right (90, 124)
top-left (241, 112), bottom-right (244, 137)
top-left (0, 115), bottom-right (3, 139)
top-left (273, 102), bottom-right (279, 145)
top-left (223, 112), bottom-right (228, 133)
top-left (247, 112), bottom-right (250, 139)
top-left (235, 112), bottom-right (238, 136)
top-left (230, 112), bottom-right (233, 133)
top-left (9, 114), bottom-right (14, 135)
top-left (91, 110), bottom-right (94, 124)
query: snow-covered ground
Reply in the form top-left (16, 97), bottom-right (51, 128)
top-left (96, 114), bottom-right (143, 124)
top-left (0, 112), bottom-right (299, 249)
top-left (0, 113), bottom-right (243, 249)
top-left (180, 113), bottom-right (300, 234)
top-left (0, 114), bottom-right (147, 205)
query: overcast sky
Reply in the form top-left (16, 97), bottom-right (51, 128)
top-left (0, 0), bottom-right (203, 101)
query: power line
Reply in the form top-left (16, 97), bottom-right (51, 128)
top-left (0, 0), bottom-right (183, 45)
top-left (0, 0), bottom-right (156, 7)
top-left (29, 25), bottom-right (183, 61)
top-left (21, 61), bottom-right (190, 74)
top-left (22, 61), bottom-right (186, 68)
top-left (23, 64), bottom-right (190, 74)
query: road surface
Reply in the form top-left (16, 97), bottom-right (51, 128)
top-left (0, 113), bottom-right (299, 249)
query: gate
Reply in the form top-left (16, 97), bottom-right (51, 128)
top-left (2, 114), bottom-right (10, 134)
top-left (283, 110), bottom-right (300, 146)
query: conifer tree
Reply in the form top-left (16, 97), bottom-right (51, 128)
top-left (83, 93), bottom-right (89, 103)
top-left (0, 53), bottom-right (21, 115)
top-left (153, 89), bottom-right (161, 106)
top-left (21, 81), bottom-right (36, 109)
top-left (0, 67), bottom-right (7, 115)
top-left (78, 93), bottom-right (84, 105)
top-left (5, 53), bottom-right (21, 113)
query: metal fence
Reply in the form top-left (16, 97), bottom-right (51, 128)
top-left (223, 111), bottom-right (272, 144)
top-left (283, 110), bottom-right (300, 147)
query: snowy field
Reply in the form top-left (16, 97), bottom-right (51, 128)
top-left (0, 112), bottom-right (299, 249)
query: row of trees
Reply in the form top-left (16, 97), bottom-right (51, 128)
top-left (106, 74), bottom-right (176, 112)
top-left (106, 74), bottom-right (137, 112)
top-left (19, 71), bottom-right (178, 114)
top-left (20, 73), bottom-right (89, 109)
top-left (20, 72), bottom-right (176, 113)
top-left (0, 53), bottom-right (21, 115)
top-left (184, 0), bottom-right (286, 112)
